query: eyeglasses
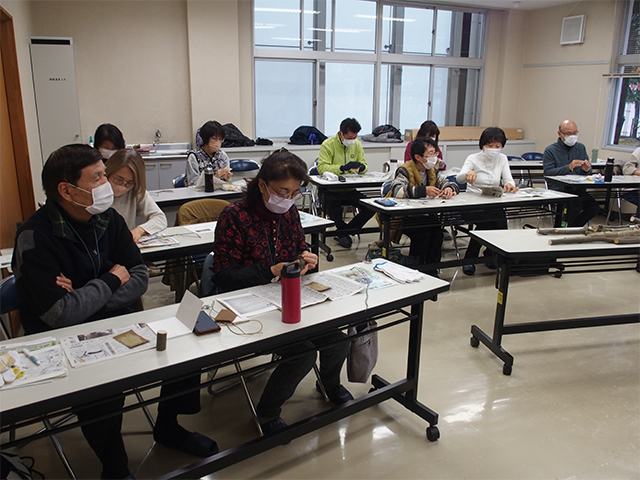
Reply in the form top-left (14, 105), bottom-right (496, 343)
top-left (267, 183), bottom-right (302, 200)
top-left (110, 175), bottom-right (135, 189)
top-left (560, 130), bottom-right (579, 136)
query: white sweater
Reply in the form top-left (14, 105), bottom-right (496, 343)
top-left (112, 190), bottom-right (167, 234)
top-left (456, 151), bottom-right (516, 188)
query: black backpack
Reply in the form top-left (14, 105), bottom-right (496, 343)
top-left (221, 123), bottom-right (255, 148)
top-left (289, 126), bottom-right (328, 145)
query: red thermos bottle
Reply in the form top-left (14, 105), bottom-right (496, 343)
top-left (281, 261), bottom-right (301, 324)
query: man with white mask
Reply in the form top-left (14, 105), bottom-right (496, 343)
top-left (456, 127), bottom-right (518, 276)
top-left (389, 136), bottom-right (458, 275)
top-left (317, 117), bottom-right (375, 249)
top-left (543, 119), bottom-right (599, 226)
top-left (13, 144), bottom-right (219, 477)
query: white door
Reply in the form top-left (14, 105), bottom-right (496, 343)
top-left (30, 37), bottom-right (82, 161)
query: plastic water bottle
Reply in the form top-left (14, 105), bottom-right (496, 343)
top-left (204, 166), bottom-right (214, 192)
top-left (281, 261), bottom-right (301, 324)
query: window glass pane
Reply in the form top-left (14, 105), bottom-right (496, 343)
top-left (255, 0), bottom-right (301, 49)
top-left (611, 76), bottom-right (640, 147)
top-left (435, 10), bottom-right (484, 58)
top-left (304, 0), bottom-right (332, 51)
top-left (624, 0), bottom-right (640, 54)
top-left (324, 62), bottom-right (374, 133)
top-left (379, 65), bottom-right (431, 131)
top-left (381, 5), bottom-right (433, 55)
top-left (255, 61), bottom-right (313, 137)
top-left (334, 0), bottom-right (376, 53)
top-left (433, 67), bottom-right (479, 126)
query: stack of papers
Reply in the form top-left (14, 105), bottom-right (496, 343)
top-left (0, 337), bottom-right (67, 388)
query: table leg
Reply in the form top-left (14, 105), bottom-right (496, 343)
top-left (381, 215), bottom-right (391, 259)
top-left (470, 255), bottom-right (515, 375)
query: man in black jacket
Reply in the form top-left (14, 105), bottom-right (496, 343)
top-left (12, 144), bottom-right (216, 479)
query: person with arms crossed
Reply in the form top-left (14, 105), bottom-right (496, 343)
top-left (317, 117), bottom-right (376, 249)
top-left (212, 150), bottom-right (353, 435)
top-left (543, 119), bottom-right (600, 227)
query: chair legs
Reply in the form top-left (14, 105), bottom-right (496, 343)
top-left (43, 418), bottom-right (78, 480)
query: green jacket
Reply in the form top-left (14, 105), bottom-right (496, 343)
top-left (317, 133), bottom-right (368, 175)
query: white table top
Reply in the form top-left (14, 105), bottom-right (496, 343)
top-left (360, 189), bottom-right (575, 214)
top-left (138, 212), bottom-right (334, 258)
top-left (308, 173), bottom-right (389, 187)
top-left (0, 262), bottom-right (448, 418)
top-left (470, 228), bottom-right (640, 258)
top-left (545, 175), bottom-right (640, 187)
top-left (148, 187), bottom-right (242, 206)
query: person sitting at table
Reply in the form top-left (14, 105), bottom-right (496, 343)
top-left (106, 148), bottom-right (167, 242)
top-left (12, 144), bottom-right (148, 479)
top-left (212, 150), bottom-right (353, 435)
top-left (456, 127), bottom-right (518, 276)
top-left (317, 117), bottom-right (376, 249)
top-left (186, 120), bottom-right (232, 187)
top-left (403, 121), bottom-right (446, 170)
top-left (390, 137), bottom-right (458, 276)
top-left (12, 145), bottom-right (217, 478)
top-left (543, 119), bottom-right (600, 227)
top-left (621, 147), bottom-right (640, 216)
top-left (94, 123), bottom-right (126, 160)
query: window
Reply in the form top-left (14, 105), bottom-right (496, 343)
top-left (254, 0), bottom-right (485, 137)
top-left (605, 0), bottom-right (640, 149)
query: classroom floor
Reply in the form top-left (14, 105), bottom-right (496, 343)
top-left (9, 215), bottom-right (640, 480)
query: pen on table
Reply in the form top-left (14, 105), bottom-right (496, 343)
top-left (22, 348), bottom-right (41, 366)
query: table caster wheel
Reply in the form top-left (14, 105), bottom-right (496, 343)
top-left (326, 254), bottom-right (334, 262)
top-left (470, 336), bottom-right (480, 348)
top-left (426, 426), bottom-right (440, 442)
top-left (553, 271), bottom-right (562, 278)
top-left (503, 364), bottom-right (512, 375)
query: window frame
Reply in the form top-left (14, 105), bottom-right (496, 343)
top-left (603, 0), bottom-right (640, 152)
top-left (253, 0), bottom-right (487, 138)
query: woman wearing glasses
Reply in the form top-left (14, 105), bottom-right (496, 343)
top-left (211, 150), bottom-right (352, 436)
top-left (106, 149), bottom-right (167, 241)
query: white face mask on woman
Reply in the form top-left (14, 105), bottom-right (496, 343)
top-left (421, 156), bottom-right (438, 170)
top-left (483, 147), bottom-right (502, 160)
top-left (264, 189), bottom-right (295, 214)
top-left (69, 181), bottom-right (114, 215)
top-left (99, 148), bottom-right (117, 159)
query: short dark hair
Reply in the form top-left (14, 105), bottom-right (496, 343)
top-left (94, 123), bottom-right (125, 150)
top-left (42, 144), bottom-right (103, 201)
top-left (199, 121), bottom-right (226, 145)
top-left (245, 150), bottom-right (309, 209)
top-left (339, 118), bottom-right (361, 135)
top-left (479, 127), bottom-right (507, 150)
top-left (410, 137), bottom-right (439, 162)
top-left (416, 121), bottom-right (440, 144)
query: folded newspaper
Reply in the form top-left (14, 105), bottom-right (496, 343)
top-left (372, 261), bottom-right (425, 283)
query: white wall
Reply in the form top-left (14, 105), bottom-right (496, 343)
top-left (2, 0), bottom-right (630, 204)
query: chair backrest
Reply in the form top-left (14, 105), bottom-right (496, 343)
top-left (381, 180), bottom-right (392, 196)
top-left (522, 152), bottom-right (543, 161)
top-left (0, 276), bottom-right (18, 315)
top-left (175, 199), bottom-right (230, 226)
top-left (507, 156), bottom-right (524, 162)
top-left (229, 159), bottom-right (260, 172)
top-left (447, 174), bottom-right (466, 192)
top-left (309, 165), bottom-right (319, 176)
top-left (230, 159), bottom-right (260, 182)
top-left (173, 173), bottom-right (186, 188)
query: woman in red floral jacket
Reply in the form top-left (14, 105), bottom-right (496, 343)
top-left (212, 150), bottom-right (353, 436)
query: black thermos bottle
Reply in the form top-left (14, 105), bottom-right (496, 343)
top-left (605, 157), bottom-right (614, 182)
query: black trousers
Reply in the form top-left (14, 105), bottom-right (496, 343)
top-left (323, 190), bottom-right (375, 233)
top-left (464, 209), bottom-right (508, 260)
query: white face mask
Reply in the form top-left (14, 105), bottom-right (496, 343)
top-left (99, 148), bottom-right (117, 159)
top-left (264, 189), bottom-right (295, 214)
top-left (421, 156), bottom-right (438, 170)
top-left (484, 147), bottom-right (502, 160)
top-left (563, 135), bottom-right (578, 147)
top-left (69, 181), bottom-right (114, 215)
top-left (343, 139), bottom-right (356, 148)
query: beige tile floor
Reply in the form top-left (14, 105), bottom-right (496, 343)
top-left (7, 216), bottom-right (640, 480)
